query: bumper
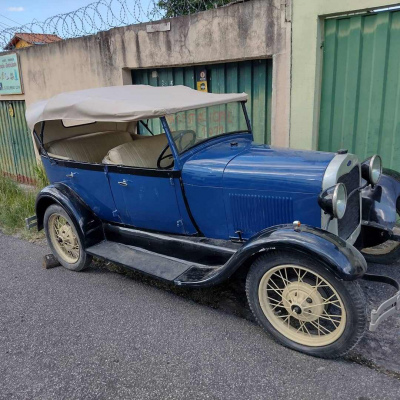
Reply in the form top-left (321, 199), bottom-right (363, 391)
top-left (363, 273), bottom-right (400, 332)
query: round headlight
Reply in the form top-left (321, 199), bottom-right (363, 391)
top-left (332, 183), bottom-right (347, 220)
top-left (369, 154), bottom-right (382, 185)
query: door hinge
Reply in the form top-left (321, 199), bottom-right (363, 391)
top-left (170, 177), bottom-right (175, 186)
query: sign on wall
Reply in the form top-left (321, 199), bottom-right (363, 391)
top-left (0, 53), bottom-right (23, 95)
top-left (196, 69), bottom-right (208, 92)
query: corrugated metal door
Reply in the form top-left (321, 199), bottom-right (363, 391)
top-left (132, 59), bottom-right (273, 144)
top-left (319, 10), bottom-right (400, 170)
top-left (0, 101), bottom-right (36, 184)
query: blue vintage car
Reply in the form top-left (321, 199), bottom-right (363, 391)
top-left (26, 85), bottom-right (400, 358)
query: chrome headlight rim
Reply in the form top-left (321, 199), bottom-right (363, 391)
top-left (332, 183), bottom-right (347, 220)
top-left (369, 154), bottom-right (382, 186)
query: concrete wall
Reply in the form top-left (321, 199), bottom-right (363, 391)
top-left (2, 0), bottom-right (291, 147)
top-left (290, 0), bottom-right (400, 150)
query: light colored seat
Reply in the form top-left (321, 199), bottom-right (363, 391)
top-left (46, 130), bottom-right (133, 163)
top-left (103, 134), bottom-right (169, 169)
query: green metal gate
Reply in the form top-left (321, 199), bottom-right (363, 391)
top-left (319, 10), bottom-right (400, 170)
top-left (0, 100), bottom-right (36, 184)
top-left (132, 59), bottom-right (273, 144)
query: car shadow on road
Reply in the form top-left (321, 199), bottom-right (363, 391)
top-left (85, 257), bottom-right (400, 376)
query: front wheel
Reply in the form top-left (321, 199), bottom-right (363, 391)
top-left (44, 204), bottom-right (92, 271)
top-left (246, 251), bottom-right (366, 358)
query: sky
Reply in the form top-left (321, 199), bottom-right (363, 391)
top-left (0, 0), bottom-right (154, 29)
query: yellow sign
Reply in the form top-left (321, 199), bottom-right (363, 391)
top-left (197, 81), bottom-right (208, 92)
top-left (196, 69), bottom-right (208, 92)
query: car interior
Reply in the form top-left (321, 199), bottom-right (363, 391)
top-left (39, 120), bottom-right (172, 169)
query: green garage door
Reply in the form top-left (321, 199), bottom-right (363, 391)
top-left (0, 100), bottom-right (36, 184)
top-left (319, 10), bottom-right (400, 171)
top-left (132, 59), bottom-right (272, 144)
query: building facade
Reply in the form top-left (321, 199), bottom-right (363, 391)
top-left (1, 0), bottom-right (400, 183)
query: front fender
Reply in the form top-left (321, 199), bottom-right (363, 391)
top-left (362, 168), bottom-right (400, 230)
top-left (177, 224), bottom-right (367, 287)
top-left (36, 183), bottom-right (104, 249)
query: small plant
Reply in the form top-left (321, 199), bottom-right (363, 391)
top-left (0, 176), bottom-right (37, 233)
top-left (33, 163), bottom-right (49, 189)
top-left (0, 162), bottom-right (48, 240)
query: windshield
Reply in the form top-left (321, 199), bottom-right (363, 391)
top-left (166, 102), bottom-right (250, 154)
top-left (138, 102), bottom-right (250, 154)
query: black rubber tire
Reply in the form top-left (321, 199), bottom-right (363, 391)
top-left (44, 204), bottom-right (92, 271)
top-left (361, 237), bottom-right (400, 265)
top-left (246, 251), bottom-right (367, 359)
top-left (361, 211), bottom-right (400, 265)
top-left (362, 243), bottom-right (400, 265)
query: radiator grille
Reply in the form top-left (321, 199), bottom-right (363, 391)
top-left (337, 165), bottom-right (360, 196)
top-left (337, 166), bottom-right (360, 240)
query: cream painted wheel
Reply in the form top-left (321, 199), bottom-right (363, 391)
top-left (258, 265), bottom-right (346, 347)
top-left (246, 252), bottom-right (366, 358)
top-left (44, 204), bottom-right (92, 272)
top-left (48, 214), bottom-right (80, 264)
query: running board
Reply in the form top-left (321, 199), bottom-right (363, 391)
top-left (103, 223), bottom-right (238, 267)
top-left (86, 241), bottom-right (221, 282)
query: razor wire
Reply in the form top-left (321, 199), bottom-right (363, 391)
top-left (0, 0), bottom-right (237, 49)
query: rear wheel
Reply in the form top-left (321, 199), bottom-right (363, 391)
top-left (246, 251), bottom-right (366, 358)
top-left (44, 204), bottom-right (92, 271)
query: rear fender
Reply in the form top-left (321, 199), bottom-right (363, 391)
top-left (36, 183), bottom-right (104, 249)
top-left (362, 168), bottom-right (400, 230)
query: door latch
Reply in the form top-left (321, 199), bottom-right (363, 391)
top-left (118, 179), bottom-right (128, 187)
top-left (66, 172), bottom-right (77, 178)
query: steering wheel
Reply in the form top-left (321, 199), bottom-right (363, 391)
top-left (157, 145), bottom-right (174, 169)
top-left (157, 130), bottom-right (196, 170)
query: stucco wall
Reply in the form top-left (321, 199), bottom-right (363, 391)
top-left (290, 0), bottom-right (400, 150)
top-left (2, 0), bottom-right (291, 147)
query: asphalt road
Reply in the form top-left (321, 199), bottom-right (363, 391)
top-left (1, 232), bottom-right (400, 400)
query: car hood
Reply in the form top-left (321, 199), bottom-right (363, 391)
top-left (182, 139), bottom-right (335, 193)
top-left (224, 143), bottom-right (335, 193)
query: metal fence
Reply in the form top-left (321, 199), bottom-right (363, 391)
top-left (0, 0), bottom-right (238, 50)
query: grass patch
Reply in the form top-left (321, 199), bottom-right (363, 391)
top-left (0, 166), bottom-right (47, 241)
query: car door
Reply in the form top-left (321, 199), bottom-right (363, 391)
top-left (107, 166), bottom-right (190, 234)
top-left (42, 157), bottom-right (120, 223)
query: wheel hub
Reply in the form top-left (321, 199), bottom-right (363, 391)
top-left (58, 225), bottom-right (75, 251)
top-left (282, 281), bottom-right (325, 322)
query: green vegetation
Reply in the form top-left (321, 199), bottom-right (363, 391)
top-left (157, 0), bottom-right (233, 18)
top-left (0, 165), bottom-right (48, 241)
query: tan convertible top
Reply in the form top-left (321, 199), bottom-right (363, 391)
top-left (26, 84), bottom-right (248, 130)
